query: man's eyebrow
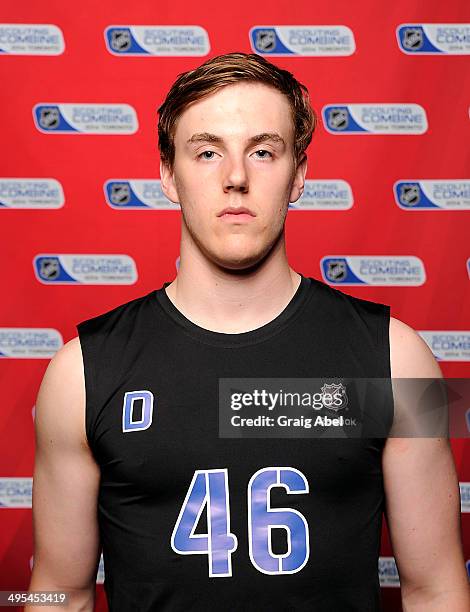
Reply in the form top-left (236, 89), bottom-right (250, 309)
top-left (187, 132), bottom-right (222, 145)
top-left (186, 132), bottom-right (286, 146)
top-left (249, 132), bottom-right (286, 146)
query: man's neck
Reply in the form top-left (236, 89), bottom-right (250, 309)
top-left (164, 265), bottom-right (302, 334)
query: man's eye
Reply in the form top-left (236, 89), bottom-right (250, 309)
top-left (197, 149), bottom-right (273, 160)
top-left (198, 151), bottom-right (217, 160)
top-left (254, 149), bottom-right (273, 159)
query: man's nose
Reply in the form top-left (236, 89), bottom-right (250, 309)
top-left (222, 155), bottom-right (249, 193)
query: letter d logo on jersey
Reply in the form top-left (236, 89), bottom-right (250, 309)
top-left (122, 391), bottom-right (154, 432)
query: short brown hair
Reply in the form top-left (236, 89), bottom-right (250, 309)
top-left (157, 52), bottom-right (317, 171)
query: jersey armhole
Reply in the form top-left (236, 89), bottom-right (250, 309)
top-left (380, 304), bottom-right (392, 378)
top-left (380, 304), bottom-right (395, 437)
top-left (76, 321), bottom-right (98, 456)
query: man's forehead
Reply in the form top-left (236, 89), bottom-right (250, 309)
top-left (190, 80), bottom-right (287, 103)
top-left (174, 84), bottom-right (293, 142)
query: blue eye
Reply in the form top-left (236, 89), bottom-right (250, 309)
top-left (198, 151), bottom-right (216, 160)
top-left (254, 150), bottom-right (273, 159)
top-left (197, 149), bottom-right (273, 160)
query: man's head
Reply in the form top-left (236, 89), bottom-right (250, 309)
top-left (157, 52), bottom-right (317, 271)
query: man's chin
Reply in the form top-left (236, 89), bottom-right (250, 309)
top-left (209, 247), bottom-right (272, 273)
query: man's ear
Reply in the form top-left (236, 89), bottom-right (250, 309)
top-left (289, 153), bottom-right (308, 204)
top-left (160, 159), bottom-right (180, 204)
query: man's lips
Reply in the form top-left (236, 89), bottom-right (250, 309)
top-left (218, 210), bottom-right (256, 223)
top-left (217, 206), bottom-right (256, 217)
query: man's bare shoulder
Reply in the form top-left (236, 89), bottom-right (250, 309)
top-left (389, 315), bottom-right (442, 378)
top-left (52, 335), bottom-right (82, 362)
top-left (36, 336), bottom-right (89, 452)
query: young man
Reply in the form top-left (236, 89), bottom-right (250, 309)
top-left (27, 53), bottom-right (469, 611)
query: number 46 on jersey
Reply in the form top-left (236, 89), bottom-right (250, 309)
top-left (171, 466), bottom-right (310, 577)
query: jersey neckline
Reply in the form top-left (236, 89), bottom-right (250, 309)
top-left (151, 272), bottom-right (316, 348)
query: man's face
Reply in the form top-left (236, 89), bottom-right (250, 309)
top-left (160, 81), bottom-right (307, 270)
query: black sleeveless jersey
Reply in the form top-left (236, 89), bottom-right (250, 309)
top-left (76, 273), bottom-right (394, 611)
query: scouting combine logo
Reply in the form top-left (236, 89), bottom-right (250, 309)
top-left (418, 332), bottom-right (470, 361)
top-left (289, 180), bottom-right (353, 210)
top-left (0, 328), bottom-right (62, 358)
top-left (33, 254), bottom-right (138, 285)
top-left (320, 256), bottom-right (426, 286)
top-left (0, 179), bottom-right (64, 209)
top-left (0, 24), bottom-right (64, 54)
top-left (322, 104), bottom-right (427, 134)
top-left (394, 181), bottom-right (470, 210)
top-left (104, 180), bottom-right (179, 209)
top-left (249, 25), bottom-right (355, 55)
top-left (33, 104), bottom-right (138, 134)
top-left (397, 23), bottom-right (470, 54)
top-left (105, 25), bottom-right (210, 55)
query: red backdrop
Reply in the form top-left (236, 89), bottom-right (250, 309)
top-left (1, 1), bottom-right (469, 610)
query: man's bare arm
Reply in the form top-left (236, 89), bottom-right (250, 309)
top-left (25, 337), bottom-right (101, 611)
top-left (382, 316), bottom-right (470, 611)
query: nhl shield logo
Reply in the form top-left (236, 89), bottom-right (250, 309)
top-left (110, 183), bottom-right (131, 205)
top-left (327, 108), bottom-right (349, 131)
top-left (403, 28), bottom-right (423, 51)
top-left (39, 107), bottom-right (60, 130)
top-left (399, 184), bottom-right (421, 207)
top-left (255, 30), bottom-right (276, 52)
top-left (326, 260), bottom-right (347, 282)
top-left (39, 258), bottom-right (60, 280)
top-left (321, 383), bottom-right (348, 412)
top-left (111, 29), bottom-right (132, 52)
